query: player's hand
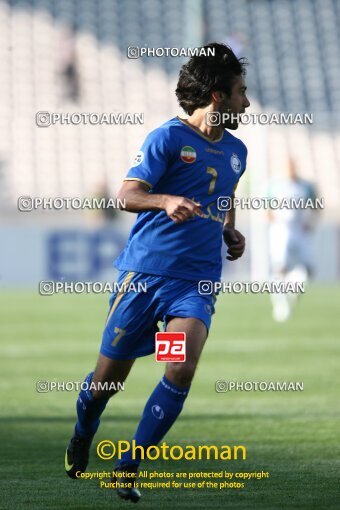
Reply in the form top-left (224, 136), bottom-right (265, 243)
top-left (223, 227), bottom-right (246, 261)
top-left (164, 196), bottom-right (204, 223)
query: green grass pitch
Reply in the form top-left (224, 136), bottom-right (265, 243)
top-left (0, 287), bottom-right (339, 509)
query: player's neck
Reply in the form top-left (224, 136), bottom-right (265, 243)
top-left (183, 111), bottom-right (224, 142)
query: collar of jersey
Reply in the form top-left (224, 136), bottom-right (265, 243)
top-left (176, 116), bottom-right (225, 144)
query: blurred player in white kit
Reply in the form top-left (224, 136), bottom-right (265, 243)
top-left (268, 158), bottom-right (319, 322)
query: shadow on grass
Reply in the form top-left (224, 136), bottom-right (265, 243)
top-left (0, 412), bottom-right (297, 423)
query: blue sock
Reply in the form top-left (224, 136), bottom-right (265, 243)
top-left (117, 375), bottom-right (190, 468)
top-left (75, 372), bottom-right (109, 438)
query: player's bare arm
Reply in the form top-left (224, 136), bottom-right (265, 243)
top-left (117, 180), bottom-right (204, 223)
top-left (223, 193), bottom-right (246, 261)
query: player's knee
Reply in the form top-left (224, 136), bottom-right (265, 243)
top-left (91, 356), bottom-right (134, 399)
top-left (166, 361), bottom-right (197, 387)
top-left (91, 378), bottom-right (125, 400)
top-left (91, 387), bottom-right (117, 400)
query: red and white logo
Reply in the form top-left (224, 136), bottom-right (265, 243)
top-left (155, 332), bottom-right (186, 362)
top-left (180, 146), bottom-right (197, 163)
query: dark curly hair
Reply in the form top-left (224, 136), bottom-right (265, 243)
top-left (175, 43), bottom-right (248, 115)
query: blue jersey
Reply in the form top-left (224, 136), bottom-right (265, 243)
top-left (115, 117), bottom-right (247, 282)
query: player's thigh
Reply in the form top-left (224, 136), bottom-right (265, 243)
top-left (270, 226), bottom-right (290, 273)
top-left (296, 234), bottom-right (313, 274)
top-left (165, 317), bottom-right (208, 388)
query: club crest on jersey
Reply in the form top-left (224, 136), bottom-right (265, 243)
top-left (230, 153), bottom-right (241, 174)
top-left (132, 151), bottom-right (144, 167)
top-left (180, 146), bottom-right (197, 163)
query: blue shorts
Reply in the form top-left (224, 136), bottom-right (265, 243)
top-left (100, 271), bottom-right (217, 360)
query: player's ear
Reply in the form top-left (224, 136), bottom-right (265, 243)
top-left (211, 90), bottom-right (225, 104)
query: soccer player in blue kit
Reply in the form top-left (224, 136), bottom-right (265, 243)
top-left (65, 42), bottom-right (250, 502)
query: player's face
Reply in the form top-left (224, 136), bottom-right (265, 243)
top-left (221, 76), bottom-right (250, 129)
